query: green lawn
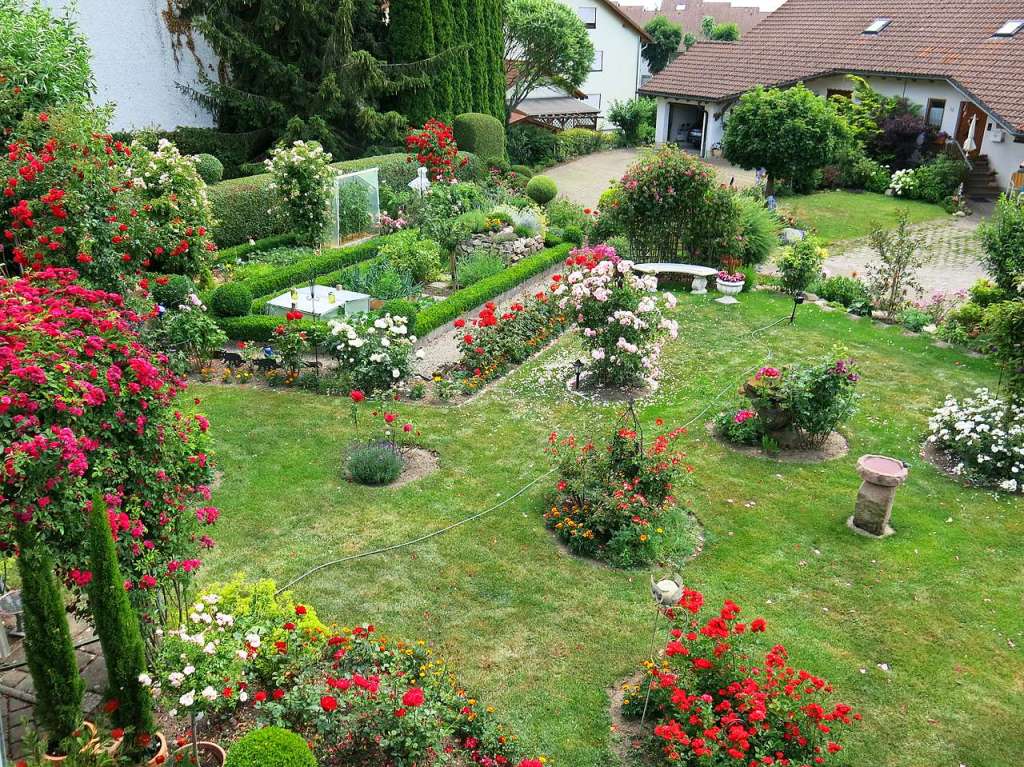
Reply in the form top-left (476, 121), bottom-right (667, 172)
top-left (196, 291), bottom-right (1022, 767)
top-left (781, 190), bottom-right (947, 244)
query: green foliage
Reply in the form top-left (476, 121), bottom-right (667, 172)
top-left (897, 155), bottom-right (966, 203)
top-left (777, 237), bottom-right (826, 295)
top-left (380, 298), bottom-right (419, 322)
top-left (504, 0), bottom-right (595, 119)
top-left (642, 16), bottom-right (682, 74)
top-left (969, 278), bottom-right (1009, 308)
top-left (225, 727), bottom-right (317, 767)
top-left (415, 243), bottom-right (571, 335)
top-left (266, 140), bottom-right (335, 246)
top-left (239, 237), bottom-right (387, 299)
top-left (151, 275), bottom-right (196, 310)
top-left (457, 249), bottom-right (506, 286)
top-left (867, 213), bottom-right (927, 319)
top-left (193, 153), bottom-right (224, 184)
top-left (555, 128), bottom-right (610, 161)
top-left (0, 0), bottom-right (94, 130)
top-left (452, 113), bottom-right (507, 163)
top-left (701, 14), bottom-right (740, 40)
top-left (845, 152), bottom-right (892, 193)
top-left (347, 443), bottom-right (405, 485)
top-left (983, 300), bottom-right (1024, 397)
top-left (526, 175), bottom-right (558, 205)
top-left (507, 124), bottom-right (558, 166)
top-left (344, 260), bottom-right (417, 300)
top-left (13, 528), bottom-right (84, 747)
top-left (85, 494), bottom-right (154, 755)
top-left (180, 0), bottom-right (410, 155)
top-left (379, 230), bottom-right (441, 282)
top-left (164, 306), bottom-right (229, 369)
top-left (899, 307), bottom-right (932, 332)
top-left (812, 275), bottom-right (871, 308)
top-left (734, 195), bottom-right (779, 265)
top-left (978, 193), bottom-right (1024, 294)
top-left (124, 127), bottom-right (273, 180)
top-left (209, 282), bottom-right (254, 317)
top-left (723, 85), bottom-right (852, 194)
top-left (214, 233), bottom-right (301, 264)
top-left (207, 176), bottom-right (291, 248)
top-left (337, 181), bottom-right (373, 236)
top-left (456, 209), bottom-right (489, 234)
top-left (217, 314), bottom-right (327, 342)
top-left (714, 408), bottom-right (764, 446)
top-left (510, 164), bottom-right (533, 177)
top-left (607, 97), bottom-right (657, 145)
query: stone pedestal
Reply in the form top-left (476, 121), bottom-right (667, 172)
top-left (848, 455), bottom-right (908, 538)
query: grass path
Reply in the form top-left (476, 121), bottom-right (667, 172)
top-left (197, 291), bottom-right (1022, 767)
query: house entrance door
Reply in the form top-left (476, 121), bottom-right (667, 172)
top-left (955, 102), bottom-right (987, 157)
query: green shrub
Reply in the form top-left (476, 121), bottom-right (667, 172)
top-left (812, 275), bottom-right (871, 308)
top-left (714, 408), bottom-right (764, 446)
top-left (507, 124), bottom-right (558, 166)
top-left (940, 301), bottom-right (986, 344)
top-left (777, 237), bottom-right (826, 295)
top-left (380, 299), bottom-right (418, 324)
top-left (414, 244), bottom-right (572, 336)
top-left (238, 161), bottom-right (266, 177)
top-left (209, 283), bottom-right (254, 317)
top-left (347, 443), bottom-right (404, 485)
top-left (452, 113), bottom-right (506, 163)
top-left (379, 230), bottom-right (441, 282)
top-left (217, 314), bottom-right (328, 342)
top-left (607, 97), bottom-right (657, 145)
top-left (899, 307), bottom-right (932, 332)
top-left (457, 249), bottom-right (505, 286)
top-left (735, 195), bottom-right (779, 265)
top-left (225, 727), bottom-right (317, 767)
top-left (739, 265), bottom-right (758, 292)
top-left (193, 153), bottom-right (224, 184)
top-left (983, 300), bottom-right (1024, 397)
top-left (241, 237), bottom-right (388, 299)
top-left (968, 278), bottom-right (1009, 308)
top-left (556, 128), bottom-right (608, 160)
top-left (510, 164), bottom-right (534, 177)
top-left (978, 193), bottom-right (1024, 293)
top-left (908, 155), bottom-right (966, 203)
top-left (846, 153), bottom-right (891, 193)
top-left (456, 209), bottom-right (488, 234)
top-left (208, 176), bottom-right (290, 248)
top-left (151, 274), bottom-right (195, 309)
top-left (526, 175), bottom-right (558, 205)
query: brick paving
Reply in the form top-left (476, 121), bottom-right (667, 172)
top-left (0, 614), bottom-right (106, 758)
top-left (823, 214), bottom-right (988, 295)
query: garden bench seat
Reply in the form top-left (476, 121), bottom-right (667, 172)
top-left (633, 263), bottom-right (718, 294)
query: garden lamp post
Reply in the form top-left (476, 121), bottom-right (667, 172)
top-left (573, 359), bottom-right (585, 390)
top-left (789, 291), bottom-right (805, 325)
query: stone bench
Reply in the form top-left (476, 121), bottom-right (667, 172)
top-left (633, 263), bottom-right (719, 294)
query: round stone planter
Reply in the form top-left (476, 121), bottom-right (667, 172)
top-left (716, 279), bottom-right (744, 296)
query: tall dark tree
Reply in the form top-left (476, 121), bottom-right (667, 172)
top-left (388, 0), bottom-right (437, 124)
top-left (429, 0), bottom-right (458, 116)
top-left (177, 0), bottom-right (417, 155)
top-left (450, 0), bottom-right (474, 114)
top-left (465, 0), bottom-right (491, 115)
top-left (485, 0), bottom-right (508, 119)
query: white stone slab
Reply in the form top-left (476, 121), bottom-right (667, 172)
top-left (266, 285), bottom-right (370, 319)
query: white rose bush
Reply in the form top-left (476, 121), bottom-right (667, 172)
top-left (555, 244), bottom-right (679, 388)
top-left (927, 388), bottom-right (1024, 493)
top-left (329, 313), bottom-right (421, 393)
top-left (266, 140), bottom-right (335, 245)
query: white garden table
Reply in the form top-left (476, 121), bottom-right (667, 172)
top-left (633, 263), bottom-right (718, 294)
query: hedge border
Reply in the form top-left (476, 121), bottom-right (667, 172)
top-left (414, 243), bottom-right (572, 337)
top-left (214, 233), bottom-right (301, 266)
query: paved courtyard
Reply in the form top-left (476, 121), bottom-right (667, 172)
top-left (823, 214), bottom-right (988, 295)
top-left (545, 148), bottom-right (757, 209)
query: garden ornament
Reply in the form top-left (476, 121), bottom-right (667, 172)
top-left (408, 166), bottom-right (431, 197)
top-left (848, 455), bottom-right (909, 538)
top-left (650, 574), bottom-right (684, 607)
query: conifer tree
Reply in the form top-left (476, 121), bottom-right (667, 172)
top-left (429, 0), bottom-right (457, 117)
top-left (450, 0), bottom-right (474, 114)
top-left (388, 0), bottom-right (437, 124)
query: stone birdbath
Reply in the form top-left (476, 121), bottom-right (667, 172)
top-left (847, 455), bottom-right (909, 538)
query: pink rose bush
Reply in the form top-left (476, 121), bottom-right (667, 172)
top-left (0, 267), bottom-right (216, 623)
top-left (555, 245), bottom-right (679, 388)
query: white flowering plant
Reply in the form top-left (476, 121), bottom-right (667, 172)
top-left (329, 312), bottom-right (422, 393)
top-left (126, 138), bottom-right (215, 278)
top-left (555, 244), bottom-right (679, 388)
top-left (266, 140), bottom-right (335, 245)
top-left (888, 168), bottom-right (918, 197)
top-left (927, 388), bottom-right (1024, 493)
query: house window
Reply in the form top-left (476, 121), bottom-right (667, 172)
top-left (591, 50), bottom-right (604, 71)
top-left (827, 89), bottom-right (853, 100)
top-left (585, 93), bottom-right (601, 109)
top-left (577, 6), bottom-right (597, 28)
top-left (926, 99), bottom-right (946, 129)
top-left (863, 18), bottom-right (891, 34)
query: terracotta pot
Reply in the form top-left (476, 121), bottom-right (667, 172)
top-left (146, 732), bottom-right (170, 767)
top-left (42, 721), bottom-right (99, 763)
top-left (369, 298), bottom-right (385, 310)
top-left (173, 741), bottom-right (226, 767)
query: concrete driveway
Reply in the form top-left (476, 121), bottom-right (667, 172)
top-left (543, 147), bottom-right (758, 208)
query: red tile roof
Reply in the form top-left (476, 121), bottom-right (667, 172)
top-left (639, 0), bottom-right (1024, 132)
top-left (598, 0), bottom-right (655, 42)
top-left (617, 0), bottom-right (770, 48)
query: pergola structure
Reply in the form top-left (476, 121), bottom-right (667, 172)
top-left (510, 97), bottom-right (599, 131)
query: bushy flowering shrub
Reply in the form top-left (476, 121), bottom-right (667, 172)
top-left (266, 140), bottom-right (335, 245)
top-left (125, 139), bottom-right (215, 276)
top-left (454, 290), bottom-right (570, 391)
top-left (927, 388), bottom-right (1023, 493)
top-left (555, 245), bottom-right (678, 388)
top-left (405, 119), bottom-right (466, 182)
top-left (545, 414), bottom-right (692, 567)
top-left (0, 268), bottom-right (216, 622)
top-left (622, 588), bottom-right (860, 764)
top-left (329, 313), bottom-right (420, 393)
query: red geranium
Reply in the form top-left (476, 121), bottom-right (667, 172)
top-left (402, 687), bottom-right (425, 707)
top-left (320, 695), bottom-right (338, 713)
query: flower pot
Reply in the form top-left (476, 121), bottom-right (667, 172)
top-left (369, 298), bottom-right (385, 310)
top-left (42, 721), bottom-right (99, 763)
top-left (173, 742), bottom-right (226, 767)
top-left (146, 732), bottom-right (170, 767)
top-left (716, 278), bottom-right (744, 296)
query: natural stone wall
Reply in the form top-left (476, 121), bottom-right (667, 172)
top-left (456, 228), bottom-right (545, 264)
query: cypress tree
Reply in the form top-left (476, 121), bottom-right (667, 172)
top-left (450, 0), bottom-right (473, 114)
top-left (388, 0), bottom-right (438, 124)
top-left (429, 0), bottom-right (457, 118)
top-left (465, 0), bottom-right (491, 114)
top-left (14, 527), bottom-right (84, 750)
top-left (86, 494), bottom-right (154, 759)
top-left (486, 0), bottom-right (508, 121)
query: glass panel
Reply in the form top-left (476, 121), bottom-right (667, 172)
top-left (578, 6), bottom-right (596, 27)
top-left (328, 168), bottom-right (380, 247)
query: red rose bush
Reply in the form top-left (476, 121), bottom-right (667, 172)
top-left (622, 588), bottom-right (860, 765)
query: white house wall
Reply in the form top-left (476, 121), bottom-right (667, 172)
top-left (42, 0), bottom-right (218, 131)
top-left (557, 1), bottom-right (644, 127)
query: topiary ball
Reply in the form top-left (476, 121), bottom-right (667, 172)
top-left (209, 282), bottom-right (254, 318)
top-left (451, 113), bottom-right (506, 164)
top-left (193, 153), bottom-right (224, 184)
top-left (225, 727), bottom-right (316, 767)
top-left (151, 274), bottom-right (195, 310)
top-left (526, 175), bottom-right (558, 206)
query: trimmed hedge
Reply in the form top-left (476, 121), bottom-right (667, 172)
top-left (113, 127), bottom-right (273, 179)
top-left (452, 113), bottom-right (506, 163)
top-left (217, 314), bottom-right (329, 342)
top-left (415, 243), bottom-right (572, 336)
top-left (225, 726), bottom-right (317, 767)
top-left (210, 282), bottom-right (254, 317)
top-left (526, 175), bottom-right (558, 205)
top-left (248, 256), bottom-right (385, 315)
top-left (214, 233), bottom-right (301, 265)
top-left (194, 153), bottom-right (224, 184)
top-left (208, 151), bottom-right (486, 248)
top-left (239, 236), bottom-right (390, 299)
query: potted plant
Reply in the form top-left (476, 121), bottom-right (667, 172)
top-left (716, 269), bottom-right (746, 296)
